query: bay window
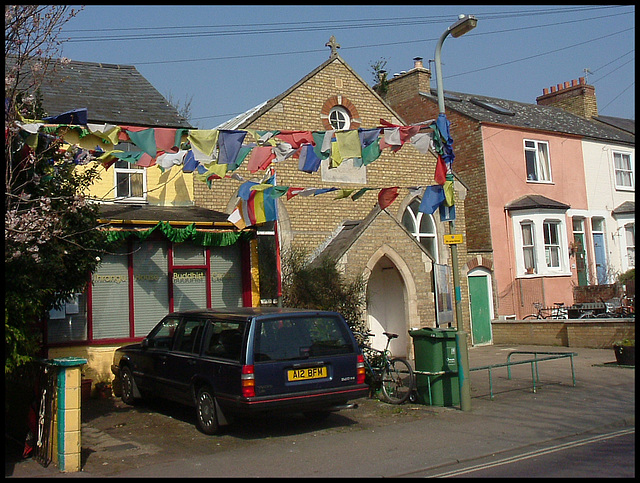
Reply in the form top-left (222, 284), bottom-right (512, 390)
top-left (513, 212), bottom-right (569, 277)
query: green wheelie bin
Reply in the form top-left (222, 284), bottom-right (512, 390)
top-left (409, 327), bottom-right (460, 406)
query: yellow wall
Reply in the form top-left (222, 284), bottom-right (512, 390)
top-left (77, 162), bottom-right (194, 206)
top-left (48, 345), bottom-right (120, 388)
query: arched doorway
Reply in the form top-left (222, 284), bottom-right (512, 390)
top-left (366, 254), bottom-right (409, 358)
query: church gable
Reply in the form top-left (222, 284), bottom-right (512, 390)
top-left (247, 56), bottom-right (404, 132)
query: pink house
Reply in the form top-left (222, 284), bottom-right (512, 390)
top-left (379, 59), bottom-right (634, 340)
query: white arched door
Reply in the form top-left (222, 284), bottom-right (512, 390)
top-left (366, 256), bottom-right (408, 358)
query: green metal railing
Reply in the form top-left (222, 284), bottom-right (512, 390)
top-left (469, 351), bottom-right (577, 400)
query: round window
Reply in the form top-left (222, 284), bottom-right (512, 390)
top-left (328, 106), bottom-right (351, 130)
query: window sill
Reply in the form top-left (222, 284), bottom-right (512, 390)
top-left (112, 199), bottom-right (149, 205)
top-left (526, 179), bottom-right (554, 184)
top-left (516, 271), bottom-right (572, 279)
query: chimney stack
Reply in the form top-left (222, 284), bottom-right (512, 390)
top-left (536, 77), bottom-right (598, 119)
top-left (377, 57), bottom-right (431, 104)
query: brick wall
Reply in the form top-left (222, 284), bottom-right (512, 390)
top-left (339, 211), bottom-right (438, 329)
top-left (196, 58), bottom-right (443, 248)
top-left (492, 319), bottom-right (635, 348)
top-left (384, 80), bottom-right (490, 254)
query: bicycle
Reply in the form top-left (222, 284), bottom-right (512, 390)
top-left (523, 302), bottom-right (568, 320)
top-left (595, 297), bottom-right (635, 318)
top-left (355, 331), bottom-right (414, 404)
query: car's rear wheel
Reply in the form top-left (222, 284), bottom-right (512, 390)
top-left (120, 366), bottom-right (137, 405)
top-left (195, 386), bottom-right (220, 435)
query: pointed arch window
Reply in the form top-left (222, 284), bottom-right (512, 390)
top-left (402, 198), bottom-right (438, 260)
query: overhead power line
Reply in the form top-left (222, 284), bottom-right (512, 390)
top-left (447, 28), bottom-right (633, 78)
top-left (63, 5), bottom-right (622, 37)
top-left (128, 12), bottom-right (632, 67)
top-left (62, 6), bottom-right (629, 43)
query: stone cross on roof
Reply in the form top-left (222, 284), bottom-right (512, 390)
top-left (326, 35), bottom-right (340, 58)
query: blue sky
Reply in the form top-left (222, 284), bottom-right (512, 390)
top-left (58, 5), bottom-right (635, 129)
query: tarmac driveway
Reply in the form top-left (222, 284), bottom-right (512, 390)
top-left (77, 392), bottom-right (441, 476)
top-left (6, 344), bottom-right (634, 477)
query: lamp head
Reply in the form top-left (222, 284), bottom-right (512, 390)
top-left (449, 14), bottom-right (478, 38)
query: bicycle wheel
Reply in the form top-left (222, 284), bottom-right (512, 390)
top-left (380, 357), bottom-right (414, 404)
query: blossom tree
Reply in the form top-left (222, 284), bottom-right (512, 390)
top-left (5, 5), bottom-right (108, 373)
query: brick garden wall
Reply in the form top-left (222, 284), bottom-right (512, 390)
top-left (492, 319), bottom-right (635, 349)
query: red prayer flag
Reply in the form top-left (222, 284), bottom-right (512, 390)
top-left (434, 154), bottom-right (447, 185)
top-left (378, 187), bottom-right (399, 210)
top-left (286, 187), bottom-right (305, 200)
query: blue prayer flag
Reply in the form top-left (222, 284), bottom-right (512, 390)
top-left (419, 185), bottom-right (445, 214)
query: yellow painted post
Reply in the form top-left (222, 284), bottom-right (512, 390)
top-left (49, 357), bottom-right (87, 472)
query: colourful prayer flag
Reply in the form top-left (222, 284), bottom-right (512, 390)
top-left (378, 187), bottom-right (399, 210)
top-left (218, 129), bottom-right (248, 165)
top-left (443, 180), bottom-right (455, 206)
top-left (334, 189), bottom-right (354, 200)
top-left (434, 154), bottom-right (447, 185)
top-left (127, 128), bottom-right (157, 157)
top-left (419, 185), bottom-right (445, 214)
top-left (298, 144), bottom-right (321, 172)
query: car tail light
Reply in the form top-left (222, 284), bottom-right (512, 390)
top-left (356, 355), bottom-right (366, 385)
top-left (241, 365), bottom-right (255, 398)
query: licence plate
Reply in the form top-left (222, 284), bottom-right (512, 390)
top-left (288, 366), bottom-right (327, 382)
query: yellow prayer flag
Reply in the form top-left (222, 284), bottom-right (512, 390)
top-left (334, 189), bottom-right (354, 200)
top-left (188, 129), bottom-right (219, 156)
top-left (249, 183), bottom-right (274, 192)
top-left (335, 130), bottom-right (362, 160)
top-left (330, 140), bottom-right (342, 168)
top-left (443, 180), bottom-right (455, 207)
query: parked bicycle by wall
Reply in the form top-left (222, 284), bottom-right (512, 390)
top-left (355, 331), bottom-right (414, 404)
top-left (523, 302), bottom-right (568, 320)
top-left (594, 297), bottom-right (635, 318)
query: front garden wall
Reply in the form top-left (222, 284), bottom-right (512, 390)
top-left (492, 319), bottom-right (635, 349)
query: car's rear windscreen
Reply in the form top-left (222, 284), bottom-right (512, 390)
top-left (254, 315), bottom-right (355, 362)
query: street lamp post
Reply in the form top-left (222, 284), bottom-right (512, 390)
top-left (433, 14), bottom-right (477, 412)
top-left (434, 13), bottom-right (477, 330)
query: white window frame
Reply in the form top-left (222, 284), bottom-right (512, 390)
top-left (543, 220), bottom-right (562, 269)
top-left (524, 139), bottom-right (552, 183)
top-left (113, 142), bottom-right (148, 202)
top-left (520, 221), bottom-right (536, 274)
top-left (612, 150), bottom-right (634, 191)
top-left (402, 198), bottom-right (438, 261)
top-left (328, 105), bottom-right (351, 131)
top-left (624, 222), bottom-right (635, 270)
top-left (114, 160), bottom-right (147, 202)
top-left (512, 211), bottom-right (570, 277)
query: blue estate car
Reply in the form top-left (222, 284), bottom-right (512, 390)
top-left (112, 307), bottom-right (368, 434)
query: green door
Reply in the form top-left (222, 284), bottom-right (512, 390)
top-left (574, 233), bottom-right (588, 286)
top-left (468, 274), bottom-right (492, 345)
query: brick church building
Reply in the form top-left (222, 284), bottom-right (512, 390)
top-left (195, 40), bottom-right (472, 357)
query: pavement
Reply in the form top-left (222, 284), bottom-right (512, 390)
top-left (6, 343), bottom-right (635, 477)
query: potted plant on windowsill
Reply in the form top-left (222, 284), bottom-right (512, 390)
top-left (612, 339), bottom-right (635, 366)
